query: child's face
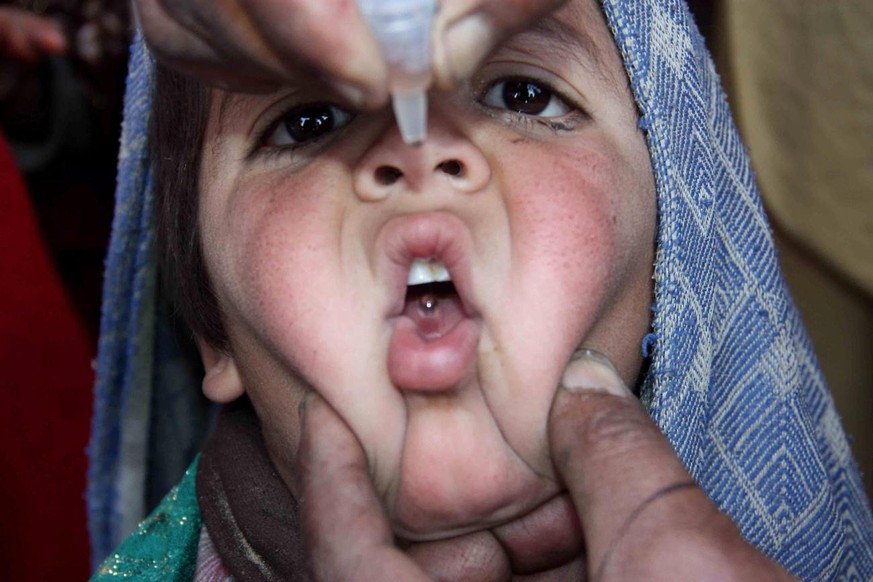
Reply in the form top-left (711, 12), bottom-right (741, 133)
top-left (197, 0), bottom-right (655, 540)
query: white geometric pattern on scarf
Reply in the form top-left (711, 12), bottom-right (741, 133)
top-left (601, 0), bottom-right (873, 578)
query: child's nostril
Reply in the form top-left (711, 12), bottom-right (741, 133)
top-left (375, 165), bottom-right (403, 186)
top-left (437, 160), bottom-right (463, 177)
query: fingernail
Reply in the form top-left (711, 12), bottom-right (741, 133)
top-left (441, 13), bottom-right (497, 84)
top-left (561, 349), bottom-right (632, 398)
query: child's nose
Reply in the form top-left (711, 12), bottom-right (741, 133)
top-left (353, 112), bottom-right (491, 201)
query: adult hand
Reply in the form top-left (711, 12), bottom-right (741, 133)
top-left (298, 391), bottom-right (527, 580)
top-left (0, 7), bottom-right (67, 63)
top-left (548, 351), bottom-right (794, 580)
top-left (133, 0), bottom-right (566, 105)
top-left (298, 350), bottom-right (795, 580)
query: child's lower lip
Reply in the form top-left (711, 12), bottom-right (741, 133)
top-left (387, 312), bottom-right (480, 391)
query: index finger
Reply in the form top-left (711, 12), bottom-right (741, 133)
top-left (432, 0), bottom-right (567, 87)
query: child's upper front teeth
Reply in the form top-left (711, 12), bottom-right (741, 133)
top-left (407, 258), bottom-right (452, 286)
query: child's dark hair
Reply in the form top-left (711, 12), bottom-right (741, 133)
top-left (151, 64), bottom-right (228, 350)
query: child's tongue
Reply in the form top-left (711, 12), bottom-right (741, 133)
top-left (402, 282), bottom-right (463, 338)
top-left (388, 282), bottom-right (479, 391)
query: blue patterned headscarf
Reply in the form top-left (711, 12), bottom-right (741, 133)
top-left (88, 1), bottom-right (873, 577)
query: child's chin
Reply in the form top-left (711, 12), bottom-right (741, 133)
top-left (387, 462), bottom-right (556, 542)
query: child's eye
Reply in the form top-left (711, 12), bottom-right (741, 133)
top-left (265, 103), bottom-right (353, 148)
top-left (480, 78), bottom-right (572, 118)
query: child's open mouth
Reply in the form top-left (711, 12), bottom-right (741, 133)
top-left (404, 280), bottom-right (464, 338)
top-left (402, 259), bottom-right (466, 340)
top-left (388, 256), bottom-right (480, 391)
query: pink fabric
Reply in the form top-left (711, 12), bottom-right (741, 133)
top-left (195, 526), bottom-right (235, 582)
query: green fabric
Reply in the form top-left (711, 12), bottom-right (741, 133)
top-left (91, 458), bottom-right (201, 581)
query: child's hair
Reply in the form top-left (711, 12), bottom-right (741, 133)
top-left (151, 65), bottom-right (228, 350)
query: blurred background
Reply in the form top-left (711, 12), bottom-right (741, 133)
top-left (1, 1), bottom-right (129, 579)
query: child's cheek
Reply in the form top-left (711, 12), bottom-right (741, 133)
top-left (215, 164), bottom-right (405, 449)
top-left (210, 168), bottom-right (348, 366)
top-left (501, 139), bottom-right (632, 315)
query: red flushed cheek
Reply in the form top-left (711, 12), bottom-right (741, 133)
top-left (490, 142), bottom-right (640, 376)
top-left (502, 146), bottom-right (624, 280)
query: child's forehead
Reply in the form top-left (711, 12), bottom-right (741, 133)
top-left (458, 0), bottom-right (627, 95)
top-left (503, 0), bottom-right (626, 89)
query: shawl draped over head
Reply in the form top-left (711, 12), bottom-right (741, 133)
top-left (88, 0), bottom-right (873, 578)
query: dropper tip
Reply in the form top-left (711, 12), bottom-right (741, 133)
top-left (391, 90), bottom-right (428, 145)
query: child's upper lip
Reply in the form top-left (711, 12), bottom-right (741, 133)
top-left (375, 211), bottom-right (480, 321)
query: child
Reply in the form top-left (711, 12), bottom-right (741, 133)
top-left (90, 0), bottom-right (873, 578)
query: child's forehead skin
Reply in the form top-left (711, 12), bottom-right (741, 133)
top-left (502, 1), bottom-right (624, 90)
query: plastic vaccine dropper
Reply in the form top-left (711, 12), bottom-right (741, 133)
top-left (358, 0), bottom-right (436, 144)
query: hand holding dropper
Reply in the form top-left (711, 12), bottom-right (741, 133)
top-left (133, 0), bottom-right (568, 110)
top-left (358, 0), bottom-right (436, 144)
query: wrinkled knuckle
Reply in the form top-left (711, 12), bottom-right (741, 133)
top-left (155, 0), bottom-right (186, 22)
top-left (584, 397), bottom-right (650, 446)
top-left (550, 394), bottom-right (646, 472)
top-left (501, 0), bottom-right (562, 22)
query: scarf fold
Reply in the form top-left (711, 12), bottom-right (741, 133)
top-left (197, 400), bottom-right (307, 581)
top-left (89, 1), bottom-right (873, 578)
top-left (87, 30), bottom-right (158, 564)
top-left (599, 2), bottom-right (873, 577)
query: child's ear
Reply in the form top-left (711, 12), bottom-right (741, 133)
top-left (196, 338), bottom-right (245, 403)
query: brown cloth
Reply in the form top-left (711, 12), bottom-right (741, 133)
top-left (197, 399), bottom-right (309, 581)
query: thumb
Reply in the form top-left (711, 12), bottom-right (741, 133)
top-left (548, 351), bottom-right (793, 581)
top-left (548, 350), bottom-right (701, 577)
top-left (432, 0), bottom-right (567, 88)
